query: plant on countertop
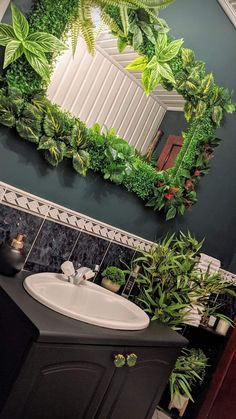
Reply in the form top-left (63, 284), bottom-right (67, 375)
top-left (133, 231), bottom-right (236, 329)
top-left (0, 4), bottom-right (67, 80)
top-left (102, 266), bottom-right (126, 286)
top-left (169, 348), bottom-right (208, 403)
top-left (0, 0), bottom-right (235, 220)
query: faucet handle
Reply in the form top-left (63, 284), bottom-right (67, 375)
top-left (61, 261), bottom-right (75, 277)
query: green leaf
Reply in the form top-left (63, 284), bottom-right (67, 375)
top-left (0, 23), bottom-right (16, 46)
top-left (0, 109), bottom-right (15, 127)
top-left (195, 100), bottom-right (207, 118)
top-left (223, 102), bottom-right (236, 113)
top-left (166, 207), bottom-right (177, 220)
top-left (184, 101), bottom-right (193, 122)
top-left (139, 21), bottom-right (155, 44)
top-left (24, 50), bottom-right (50, 80)
top-left (3, 40), bottom-right (23, 68)
top-left (27, 32), bottom-right (67, 53)
top-left (73, 150), bottom-right (90, 176)
top-left (201, 73), bottom-right (214, 96)
top-left (44, 144), bottom-right (64, 166)
top-left (157, 62), bottom-right (175, 84)
top-left (181, 48), bottom-right (195, 68)
top-left (11, 3), bottom-right (29, 41)
top-left (23, 40), bottom-right (46, 58)
top-left (158, 38), bottom-right (183, 62)
top-left (38, 136), bottom-right (56, 150)
top-left (119, 5), bottom-right (129, 37)
top-left (126, 56), bottom-right (148, 70)
top-left (117, 37), bottom-right (127, 53)
top-left (212, 106), bottom-right (223, 127)
top-left (142, 67), bottom-right (152, 95)
top-left (132, 26), bottom-right (143, 50)
top-left (155, 32), bottom-right (168, 57)
top-left (16, 120), bottom-right (40, 143)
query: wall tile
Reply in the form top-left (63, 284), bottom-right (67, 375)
top-left (25, 219), bottom-right (79, 273)
top-left (0, 203), bottom-right (44, 255)
top-left (96, 242), bottom-right (135, 285)
top-left (70, 231), bottom-right (111, 270)
top-left (0, 186), bottom-right (5, 202)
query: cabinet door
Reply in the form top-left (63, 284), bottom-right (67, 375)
top-left (97, 346), bottom-right (180, 419)
top-left (0, 343), bottom-right (119, 419)
top-left (156, 135), bottom-right (183, 170)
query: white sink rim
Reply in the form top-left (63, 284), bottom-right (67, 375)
top-left (23, 273), bottom-right (150, 331)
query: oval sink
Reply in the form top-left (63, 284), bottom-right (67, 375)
top-left (23, 273), bottom-right (150, 330)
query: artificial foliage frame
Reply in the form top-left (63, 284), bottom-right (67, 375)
top-left (0, 0), bottom-right (235, 220)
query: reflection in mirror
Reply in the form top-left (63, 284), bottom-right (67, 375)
top-left (48, 34), bottom-right (184, 158)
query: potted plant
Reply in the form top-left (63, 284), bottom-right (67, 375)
top-left (168, 348), bottom-right (208, 417)
top-left (101, 266), bottom-right (126, 293)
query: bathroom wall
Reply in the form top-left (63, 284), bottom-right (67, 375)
top-left (0, 182), bottom-right (151, 282)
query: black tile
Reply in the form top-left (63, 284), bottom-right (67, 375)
top-left (70, 232), bottom-right (110, 270)
top-left (25, 220), bottom-right (79, 273)
top-left (0, 203), bottom-right (44, 256)
top-left (96, 243), bottom-right (135, 285)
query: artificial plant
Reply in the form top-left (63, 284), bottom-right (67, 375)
top-left (0, 3), bottom-right (66, 79)
top-left (102, 266), bottom-right (126, 286)
top-left (0, 0), bottom-right (235, 220)
top-left (169, 348), bottom-right (208, 402)
top-left (133, 232), bottom-right (236, 329)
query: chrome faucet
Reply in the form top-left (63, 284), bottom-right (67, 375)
top-left (61, 261), bottom-right (96, 285)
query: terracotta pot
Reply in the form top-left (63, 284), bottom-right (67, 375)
top-left (101, 278), bottom-right (120, 293)
top-left (168, 393), bottom-right (189, 417)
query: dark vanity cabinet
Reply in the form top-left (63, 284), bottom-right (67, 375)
top-left (0, 273), bottom-right (187, 419)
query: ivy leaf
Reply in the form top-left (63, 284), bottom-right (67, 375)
top-left (0, 23), bottom-right (15, 46)
top-left (126, 56), bottom-right (148, 70)
top-left (24, 50), bottom-right (50, 80)
top-left (11, 3), bottom-right (29, 41)
top-left (166, 207), bottom-right (177, 220)
top-left (27, 32), bottom-right (67, 52)
top-left (212, 106), bottom-right (223, 127)
top-left (3, 40), bottom-right (23, 68)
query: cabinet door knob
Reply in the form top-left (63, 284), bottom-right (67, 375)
top-left (126, 353), bottom-right (138, 367)
top-left (114, 354), bottom-right (126, 368)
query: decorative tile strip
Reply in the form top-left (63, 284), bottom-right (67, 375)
top-left (0, 185), bottom-right (5, 202)
top-left (219, 268), bottom-right (236, 286)
top-left (0, 181), bottom-right (153, 252)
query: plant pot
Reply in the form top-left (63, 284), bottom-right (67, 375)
top-left (168, 393), bottom-right (189, 417)
top-left (101, 278), bottom-right (120, 293)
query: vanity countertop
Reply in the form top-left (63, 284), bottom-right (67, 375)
top-left (0, 271), bottom-right (187, 348)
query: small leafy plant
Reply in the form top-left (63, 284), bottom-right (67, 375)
top-left (102, 266), bottom-right (126, 286)
top-left (169, 348), bottom-right (208, 402)
top-left (127, 32), bottom-right (183, 94)
top-left (0, 3), bottom-right (66, 79)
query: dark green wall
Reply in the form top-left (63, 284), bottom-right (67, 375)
top-left (0, 0), bottom-right (236, 269)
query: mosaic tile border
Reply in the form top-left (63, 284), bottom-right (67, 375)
top-left (0, 182), bottom-right (153, 252)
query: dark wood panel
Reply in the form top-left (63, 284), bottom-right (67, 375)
top-left (157, 135), bottom-right (183, 170)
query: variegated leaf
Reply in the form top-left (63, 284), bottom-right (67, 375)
top-left (3, 40), bottom-right (23, 68)
top-left (11, 3), bottom-right (29, 41)
top-left (0, 23), bottom-right (15, 46)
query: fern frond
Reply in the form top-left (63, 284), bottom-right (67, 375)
top-left (70, 19), bottom-right (80, 56)
top-left (80, 19), bottom-right (96, 54)
top-left (100, 10), bottom-right (124, 37)
top-left (119, 6), bottom-right (129, 37)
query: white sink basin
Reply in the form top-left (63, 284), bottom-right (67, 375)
top-left (23, 273), bottom-right (150, 330)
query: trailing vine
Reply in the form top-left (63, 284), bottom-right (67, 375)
top-left (0, 0), bottom-right (235, 220)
